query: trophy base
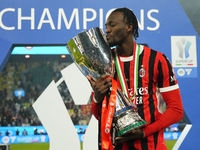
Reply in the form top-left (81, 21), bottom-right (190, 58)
top-left (116, 120), bottom-right (148, 137)
top-left (114, 107), bottom-right (148, 137)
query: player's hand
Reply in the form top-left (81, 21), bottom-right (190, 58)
top-left (87, 74), bottom-right (112, 103)
top-left (115, 128), bottom-right (144, 143)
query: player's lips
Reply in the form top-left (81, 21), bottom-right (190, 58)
top-left (106, 35), bottom-right (110, 40)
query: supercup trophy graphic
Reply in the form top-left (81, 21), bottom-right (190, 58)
top-left (66, 27), bottom-right (147, 137)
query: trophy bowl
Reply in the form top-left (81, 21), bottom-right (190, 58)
top-left (66, 27), bottom-right (148, 137)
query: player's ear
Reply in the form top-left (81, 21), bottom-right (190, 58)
top-left (126, 23), bottom-right (133, 33)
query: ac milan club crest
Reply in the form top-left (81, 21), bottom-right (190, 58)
top-left (139, 68), bottom-right (146, 78)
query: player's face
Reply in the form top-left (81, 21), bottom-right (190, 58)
top-left (105, 12), bottom-right (128, 47)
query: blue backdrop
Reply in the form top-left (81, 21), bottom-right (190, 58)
top-left (0, 0), bottom-right (200, 149)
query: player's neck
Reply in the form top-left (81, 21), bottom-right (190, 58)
top-left (116, 38), bottom-right (135, 56)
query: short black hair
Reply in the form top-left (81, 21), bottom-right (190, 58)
top-left (112, 7), bottom-right (139, 40)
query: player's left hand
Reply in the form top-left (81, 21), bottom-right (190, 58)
top-left (115, 128), bottom-right (144, 143)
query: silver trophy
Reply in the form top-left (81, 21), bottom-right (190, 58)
top-left (66, 27), bottom-right (147, 137)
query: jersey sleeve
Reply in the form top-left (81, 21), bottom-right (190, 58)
top-left (91, 92), bottom-right (102, 120)
top-left (157, 54), bottom-right (179, 92)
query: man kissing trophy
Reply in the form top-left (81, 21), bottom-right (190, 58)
top-left (66, 27), bottom-right (147, 148)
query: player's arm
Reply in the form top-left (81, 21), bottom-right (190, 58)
top-left (142, 54), bottom-right (183, 137)
top-left (87, 74), bottom-right (112, 120)
top-left (142, 88), bottom-right (183, 137)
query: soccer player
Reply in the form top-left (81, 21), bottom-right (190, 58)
top-left (87, 7), bottom-right (183, 150)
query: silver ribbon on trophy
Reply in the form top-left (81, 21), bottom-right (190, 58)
top-left (66, 27), bottom-right (147, 137)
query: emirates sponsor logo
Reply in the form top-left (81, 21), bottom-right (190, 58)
top-left (130, 87), bottom-right (148, 105)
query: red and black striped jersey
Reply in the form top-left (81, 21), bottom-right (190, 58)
top-left (91, 42), bottom-right (183, 150)
top-left (114, 44), bottom-right (178, 121)
top-left (113, 43), bottom-right (182, 150)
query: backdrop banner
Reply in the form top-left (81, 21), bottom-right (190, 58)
top-left (0, 0), bottom-right (200, 149)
